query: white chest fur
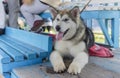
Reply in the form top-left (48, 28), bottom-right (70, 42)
top-left (54, 40), bottom-right (86, 57)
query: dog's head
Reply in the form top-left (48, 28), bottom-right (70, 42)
top-left (51, 6), bottom-right (82, 40)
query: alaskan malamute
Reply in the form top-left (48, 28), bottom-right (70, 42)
top-left (50, 6), bottom-right (94, 74)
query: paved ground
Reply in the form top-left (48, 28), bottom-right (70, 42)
top-left (13, 62), bottom-right (120, 78)
top-left (12, 48), bottom-right (120, 78)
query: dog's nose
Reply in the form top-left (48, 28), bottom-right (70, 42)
top-left (56, 25), bottom-right (61, 31)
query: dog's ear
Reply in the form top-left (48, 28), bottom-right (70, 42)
top-left (50, 8), bottom-right (58, 19)
top-left (70, 6), bottom-right (80, 18)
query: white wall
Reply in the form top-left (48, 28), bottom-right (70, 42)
top-left (90, 0), bottom-right (120, 4)
top-left (62, 0), bottom-right (120, 3)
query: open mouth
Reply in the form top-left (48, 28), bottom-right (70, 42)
top-left (63, 29), bottom-right (69, 37)
top-left (56, 29), bottom-right (69, 40)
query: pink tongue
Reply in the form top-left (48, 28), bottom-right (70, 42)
top-left (56, 32), bottom-right (64, 40)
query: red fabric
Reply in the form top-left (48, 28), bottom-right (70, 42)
top-left (33, 20), bottom-right (44, 27)
top-left (31, 20), bottom-right (44, 31)
top-left (89, 44), bottom-right (114, 58)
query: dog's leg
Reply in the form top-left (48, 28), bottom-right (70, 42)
top-left (68, 52), bottom-right (88, 74)
top-left (50, 51), bottom-right (66, 72)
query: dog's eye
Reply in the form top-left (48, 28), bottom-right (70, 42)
top-left (63, 18), bottom-right (69, 22)
top-left (56, 18), bottom-right (60, 21)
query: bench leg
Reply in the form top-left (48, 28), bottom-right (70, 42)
top-left (111, 18), bottom-right (119, 48)
top-left (86, 19), bottom-right (92, 29)
top-left (98, 19), bottom-right (114, 47)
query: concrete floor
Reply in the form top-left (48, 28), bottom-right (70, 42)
top-left (12, 48), bottom-right (120, 78)
top-left (12, 62), bottom-right (120, 78)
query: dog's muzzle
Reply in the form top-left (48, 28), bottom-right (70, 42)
top-left (55, 25), bottom-right (61, 32)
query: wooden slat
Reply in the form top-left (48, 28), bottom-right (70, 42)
top-left (1, 36), bottom-right (48, 58)
top-left (0, 37), bottom-right (37, 60)
top-left (0, 41), bottom-right (24, 62)
top-left (98, 19), bottom-right (114, 46)
top-left (3, 73), bottom-right (10, 78)
top-left (0, 48), bottom-right (11, 64)
top-left (11, 72), bottom-right (17, 78)
top-left (0, 58), bottom-right (42, 73)
top-left (111, 18), bottom-right (119, 47)
top-left (5, 27), bottom-right (52, 52)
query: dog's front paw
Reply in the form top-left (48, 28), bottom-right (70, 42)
top-left (53, 61), bottom-right (66, 73)
top-left (68, 62), bottom-right (81, 74)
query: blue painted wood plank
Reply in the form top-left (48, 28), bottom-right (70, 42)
top-left (3, 73), bottom-right (11, 78)
top-left (98, 19), bottom-right (114, 46)
top-left (98, 11), bottom-right (120, 19)
top-left (11, 72), bottom-right (18, 78)
top-left (86, 19), bottom-right (92, 29)
top-left (81, 11), bottom-right (99, 19)
top-left (15, 45), bottom-right (48, 58)
top-left (81, 11), bottom-right (120, 19)
top-left (111, 18), bottom-right (119, 47)
top-left (40, 12), bottom-right (52, 19)
top-left (38, 51), bottom-right (48, 58)
top-left (104, 19), bottom-right (109, 44)
top-left (0, 58), bottom-right (42, 73)
top-left (0, 41), bottom-right (24, 62)
top-left (0, 48), bottom-right (11, 64)
top-left (5, 27), bottom-right (53, 52)
top-left (0, 37), bottom-right (37, 60)
top-left (1, 36), bottom-right (50, 57)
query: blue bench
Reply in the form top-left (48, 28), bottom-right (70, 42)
top-left (0, 27), bottom-right (53, 78)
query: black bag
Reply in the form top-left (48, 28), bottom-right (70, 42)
top-left (0, 1), bottom-right (6, 35)
top-left (0, 29), bottom-right (5, 35)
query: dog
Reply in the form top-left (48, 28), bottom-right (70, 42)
top-left (49, 6), bottom-right (94, 74)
